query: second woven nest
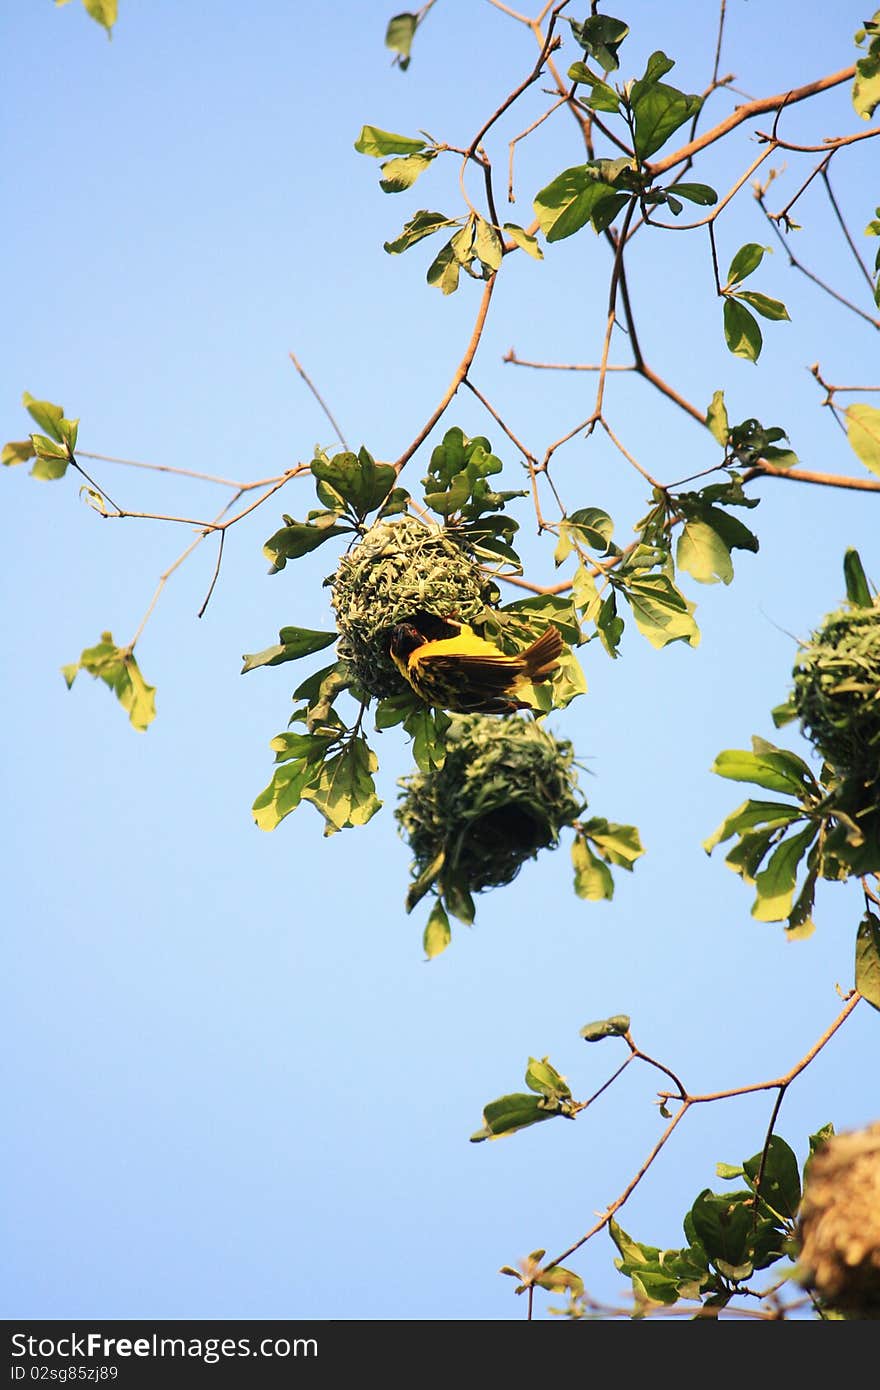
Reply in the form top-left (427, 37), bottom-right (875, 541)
top-left (396, 713), bottom-right (584, 914)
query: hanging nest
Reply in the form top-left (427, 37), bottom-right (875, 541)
top-left (796, 1122), bottom-right (880, 1318)
top-left (328, 516), bottom-right (499, 699)
top-left (395, 713), bottom-right (584, 910)
top-left (791, 601), bottom-right (880, 782)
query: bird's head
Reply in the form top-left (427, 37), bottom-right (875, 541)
top-left (389, 622), bottom-right (428, 661)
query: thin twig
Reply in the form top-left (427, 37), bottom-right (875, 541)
top-left (78, 451), bottom-right (247, 489)
top-left (392, 275), bottom-right (497, 474)
top-left (289, 351), bottom-right (349, 450)
top-left (197, 529), bottom-right (226, 619)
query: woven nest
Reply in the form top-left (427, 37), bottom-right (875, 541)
top-left (797, 1123), bottom-right (880, 1318)
top-left (792, 602), bottom-right (880, 781)
top-left (395, 714), bottom-right (584, 902)
top-left (329, 516), bottom-right (499, 698)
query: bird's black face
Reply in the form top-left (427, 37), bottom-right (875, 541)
top-left (389, 623), bottom-right (427, 661)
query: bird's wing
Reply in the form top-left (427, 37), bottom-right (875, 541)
top-left (409, 649), bottom-right (523, 689)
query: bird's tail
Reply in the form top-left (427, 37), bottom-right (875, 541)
top-left (522, 624), bottom-right (564, 683)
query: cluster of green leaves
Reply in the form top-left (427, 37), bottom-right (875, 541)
top-left (536, 30), bottom-right (715, 240)
top-left (553, 502), bottom-right (699, 656)
top-left (56, 0), bottom-right (117, 38)
top-left (2, 392), bottom-right (79, 481)
top-left (262, 445), bottom-right (406, 573)
top-left (705, 735), bottom-right (880, 938)
top-left (705, 550), bottom-right (880, 945)
top-left (721, 244), bottom-right (790, 364)
top-left (354, 126), bottom-right (542, 293)
top-left (607, 1129), bottom-right (830, 1316)
top-left (571, 820), bottom-right (644, 900)
top-left (360, 19), bottom-right (797, 374)
top-left (853, 10), bottom-right (880, 120)
top-left (472, 1015), bottom-right (629, 1143)
top-left (62, 632), bottom-right (156, 732)
top-left (470, 1055), bottom-right (582, 1143)
top-left (2, 395), bottom-right (159, 728)
top-left (551, 393), bottom-right (787, 659)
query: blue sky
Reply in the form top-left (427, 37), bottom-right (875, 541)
top-left (2, 1), bottom-right (878, 1321)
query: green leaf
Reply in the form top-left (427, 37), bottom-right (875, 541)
top-left (752, 823), bottom-right (819, 922)
top-left (723, 298), bottom-right (763, 362)
top-left (726, 243), bottom-right (769, 285)
top-left (845, 403), bottom-right (880, 477)
top-left (580, 1015), bottom-right (630, 1042)
top-left (385, 12), bottom-right (417, 69)
top-left (581, 818), bottom-right (645, 869)
top-left (301, 736), bottom-right (382, 834)
top-left (404, 849), bottom-right (445, 915)
top-left (568, 15), bottom-right (629, 72)
top-left (855, 911), bottom-right (880, 1011)
top-left (502, 223), bottom-right (544, 259)
top-left (311, 448), bottom-right (396, 516)
top-left (689, 1190), bottom-right (755, 1271)
top-left (423, 900), bottom-right (451, 960)
top-left (63, 632), bottom-right (156, 731)
top-left (843, 547), bottom-right (873, 607)
top-left (402, 703), bottom-right (451, 773)
top-left (240, 627), bottom-right (337, 674)
top-left (354, 125), bottom-right (427, 157)
top-left (710, 740), bottom-right (819, 798)
top-left (262, 513), bottom-right (349, 570)
top-left (742, 1136), bottom-right (801, 1221)
top-left (378, 151), bottom-right (436, 193)
top-left (694, 504), bottom-right (759, 559)
top-left (536, 1265), bottom-right (585, 1297)
top-left (703, 799), bottom-right (801, 854)
top-left (560, 506), bottom-right (615, 554)
top-left (620, 572), bottom-right (700, 649)
top-left (736, 290), bottom-right (790, 322)
top-left (760, 444), bottom-right (798, 470)
top-left (22, 392), bottom-right (65, 442)
top-left (470, 1094), bottom-right (559, 1142)
top-left (567, 65), bottom-right (622, 112)
top-left (677, 519), bottom-right (733, 585)
top-left (443, 879), bottom-right (475, 926)
top-left (473, 216), bottom-right (503, 272)
top-left (426, 238), bottom-right (463, 294)
top-left (293, 661), bottom-right (354, 731)
top-left (706, 390), bottom-right (729, 446)
top-left (631, 76), bottom-right (702, 161)
top-left (533, 164), bottom-right (630, 243)
top-left (252, 758), bottom-right (315, 831)
top-left (770, 695), bottom-right (798, 729)
top-left (384, 209), bottom-right (457, 255)
top-left (525, 1057), bottom-right (572, 1101)
top-left (82, 0), bottom-right (117, 34)
top-left (572, 834), bottom-right (614, 901)
top-left (668, 181), bottom-right (718, 206)
top-left (596, 590), bottom-right (624, 657)
top-left (723, 826), bottom-right (784, 884)
top-left (2, 439), bottom-right (37, 468)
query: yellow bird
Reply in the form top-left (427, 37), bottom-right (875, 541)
top-left (389, 617), bottom-right (564, 714)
